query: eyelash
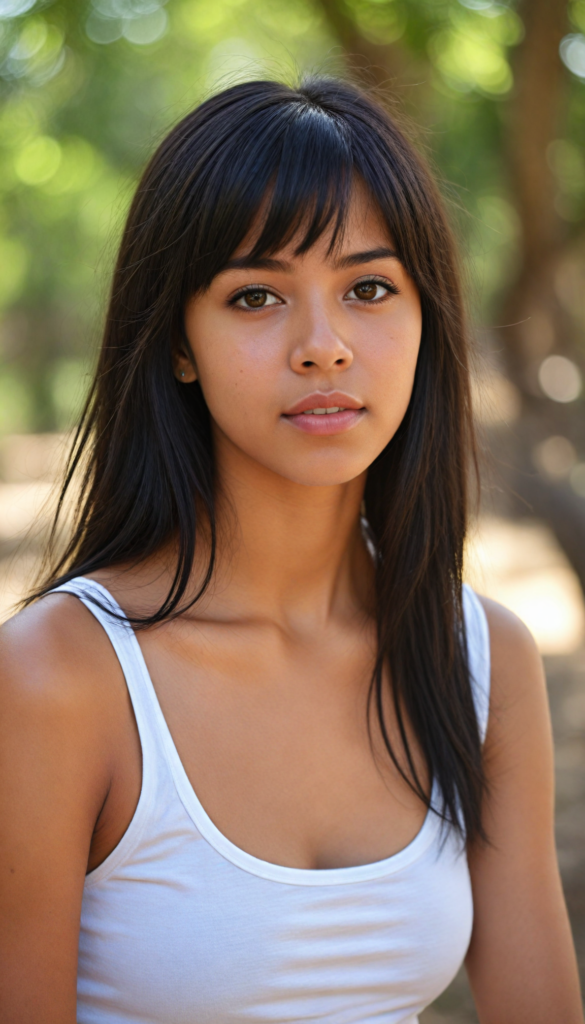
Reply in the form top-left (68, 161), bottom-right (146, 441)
top-left (228, 275), bottom-right (399, 310)
top-left (229, 286), bottom-right (282, 310)
top-left (348, 276), bottom-right (400, 302)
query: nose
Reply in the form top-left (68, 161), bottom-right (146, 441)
top-left (289, 302), bottom-right (354, 374)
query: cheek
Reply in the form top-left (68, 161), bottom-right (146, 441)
top-left (368, 316), bottom-right (422, 429)
top-left (189, 319), bottom-right (281, 436)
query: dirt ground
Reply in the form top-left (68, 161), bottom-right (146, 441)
top-left (422, 647), bottom-right (585, 1021)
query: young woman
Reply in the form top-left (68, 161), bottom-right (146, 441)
top-left (0, 78), bottom-right (582, 1024)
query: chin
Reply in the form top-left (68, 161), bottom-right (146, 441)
top-left (268, 457), bottom-right (370, 489)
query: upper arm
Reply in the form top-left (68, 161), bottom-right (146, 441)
top-left (466, 596), bottom-right (583, 1022)
top-left (0, 597), bottom-right (113, 1024)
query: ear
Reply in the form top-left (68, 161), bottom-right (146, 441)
top-left (172, 341), bottom-right (197, 383)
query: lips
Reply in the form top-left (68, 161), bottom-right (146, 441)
top-left (283, 391), bottom-right (364, 416)
top-left (282, 391), bottom-right (365, 436)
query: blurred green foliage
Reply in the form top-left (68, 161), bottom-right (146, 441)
top-left (0, 0), bottom-right (583, 432)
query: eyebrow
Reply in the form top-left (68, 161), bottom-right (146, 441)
top-left (221, 246), bottom-right (400, 275)
top-left (334, 247), bottom-right (399, 269)
top-left (222, 255), bottom-right (290, 273)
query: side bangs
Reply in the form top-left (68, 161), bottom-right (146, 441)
top-left (188, 98), bottom-right (356, 291)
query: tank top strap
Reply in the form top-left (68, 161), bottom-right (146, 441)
top-left (50, 576), bottom-right (169, 775)
top-left (462, 583), bottom-right (491, 743)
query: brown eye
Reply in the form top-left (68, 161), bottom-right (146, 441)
top-left (234, 289), bottom-right (281, 309)
top-left (354, 282), bottom-right (378, 301)
top-left (244, 290), bottom-right (267, 308)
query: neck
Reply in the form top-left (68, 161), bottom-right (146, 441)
top-left (208, 433), bottom-right (373, 632)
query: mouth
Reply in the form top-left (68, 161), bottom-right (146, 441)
top-left (282, 391), bottom-right (366, 436)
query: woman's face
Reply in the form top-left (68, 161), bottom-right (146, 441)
top-left (180, 187), bottom-right (422, 487)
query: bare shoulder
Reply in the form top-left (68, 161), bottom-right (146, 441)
top-left (1, 591), bottom-right (118, 697)
top-left (471, 594), bottom-right (550, 780)
top-left (476, 593), bottom-right (541, 661)
top-left (475, 593), bottom-right (546, 705)
top-left (0, 592), bottom-right (127, 766)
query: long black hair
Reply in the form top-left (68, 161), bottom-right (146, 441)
top-left (28, 77), bottom-right (485, 843)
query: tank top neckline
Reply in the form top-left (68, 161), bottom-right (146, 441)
top-left (64, 576), bottom-right (443, 887)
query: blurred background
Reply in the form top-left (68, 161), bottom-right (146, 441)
top-left (0, 0), bottom-right (583, 1017)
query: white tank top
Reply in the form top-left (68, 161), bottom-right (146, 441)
top-left (53, 577), bottom-right (490, 1024)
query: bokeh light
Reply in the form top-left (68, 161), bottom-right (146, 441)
top-left (14, 135), bottom-right (61, 185)
top-left (533, 435), bottom-right (577, 480)
top-left (538, 354), bottom-right (582, 403)
top-left (560, 32), bottom-right (585, 79)
top-left (0, 0), bottom-right (35, 18)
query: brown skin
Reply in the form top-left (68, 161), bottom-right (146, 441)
top-left (0, 190), bottom-right (582, 1022)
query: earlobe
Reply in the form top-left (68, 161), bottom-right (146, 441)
top-left (173, 358), bottom-right (195, 382)
top-left (176, 323), bottom-right (199, 382)
top-left (176, 365), bottom-right (197, 383)
top-left (173, 340), bottom-right (198, 383)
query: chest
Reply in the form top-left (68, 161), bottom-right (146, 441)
top-left (136, 618), bottom-right (428, 871)
top-left (79, 817), bottom-right (473, 1024)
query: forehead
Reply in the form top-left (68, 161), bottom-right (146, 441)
top-left (330, 186), bottom-right (393, 251)
top-left (230, 182), bottom-right (395, 266)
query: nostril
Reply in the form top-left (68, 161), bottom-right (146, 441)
top-left (302, 360), bottom-right (314, 367)
top-left (335, 358), bottom-right (345, 365)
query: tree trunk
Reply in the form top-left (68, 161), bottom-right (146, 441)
top-left (314, 0), bottom-right (408, 90)
top-left (496, 0), bottom-right (585, 596)
top-left (501, 0), bottom-right (569, 391)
